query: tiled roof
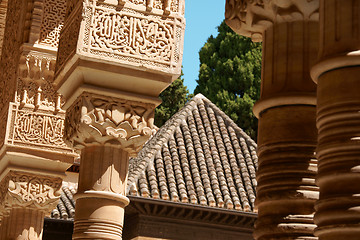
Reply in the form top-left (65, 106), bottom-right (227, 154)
top-left (127, 94), bottom-right (258, 212)
top-left (51, 94), bottom-right (258, 220)
top-left (51, 184), bottom-right (76, 220)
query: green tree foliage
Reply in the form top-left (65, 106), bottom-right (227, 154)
top-left (155, 71), bottom-right (192, 127)
top-left (194, 21), bottom-right (262, 140)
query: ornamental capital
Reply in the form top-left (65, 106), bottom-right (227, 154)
top-left (0, 171), bottom-right (62, 218)
top-left (64, 92), bottom-right (156, 155)
top-left (225, 0), bottom-right (319, 42)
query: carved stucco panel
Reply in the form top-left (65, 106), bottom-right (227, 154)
top-left (90, 8), bottom-right (173, 63)
top-left (56, 0), bottom-right (185, 76)
top-left (0, 171), bottom-right (62, 218)
top-left (5, 104), bottom-right (71, 153)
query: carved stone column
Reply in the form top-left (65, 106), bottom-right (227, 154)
top-left (0, 171), bottom-right (62, 239)
top-left (226, 1), bottom-right (319, 239)
top-left (0, 0), bottom-right (76, 238)
top-left (311, 1), bottom-right (360, 239)
top-left (55, 0), bottom-right (185, 239)
top-left (65, 93), bottom-right (156, 239)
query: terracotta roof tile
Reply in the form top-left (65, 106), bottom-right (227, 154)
top-left (127, 94), bottom-right (258, 212)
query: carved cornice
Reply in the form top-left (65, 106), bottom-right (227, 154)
top-left (0, 171), bottom-right (62, 219)
top-left (127, 196), bottom-right (257, 230)
top-left (64, 92), bottom-right (156, 154)
top-left (225, 0), bottom-right (319, 41)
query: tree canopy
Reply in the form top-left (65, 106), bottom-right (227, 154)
top-left (194, 20), bottom-right (262, 140)
top-left (155, 71), bottom-right (192, 127)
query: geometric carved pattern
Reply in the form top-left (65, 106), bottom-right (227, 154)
top-left (64, 92), bottom-right (155, 155)
top-left (38, 0), bottom-right (66, 48)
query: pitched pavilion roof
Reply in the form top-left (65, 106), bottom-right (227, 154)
top-left (50, 94), bottom-right (258, 220)
top-left (127, 94), bottom-right (258, 211)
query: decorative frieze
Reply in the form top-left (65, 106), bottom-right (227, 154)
top-left (65, 92), bottom-right (155, 154)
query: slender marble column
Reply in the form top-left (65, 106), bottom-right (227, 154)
top-left (54, 1), bottom-right (185, 239)
top-left (63, 93), bottom-right (157, 240)
top-left (311, 1), bottom-right (360, 239)
top-left (225, 1), bottom-right (320, 239)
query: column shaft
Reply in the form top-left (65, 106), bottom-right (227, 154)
top-left (311, 1), bottom-right (360, 239)
top-left (315, 68), bottom-right (360, 240)
top-left (254, 21), bottom-right (319, 240)
top-left (73, 145), bottom-right (130, 240)
top-left (6, 208), bottom-right (45, 240)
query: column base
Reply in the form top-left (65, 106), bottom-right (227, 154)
top-left (73, 193), bottom-right (129, 240)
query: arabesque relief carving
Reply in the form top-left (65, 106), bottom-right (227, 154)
top-left (225, 0), bottom-right (319, 41)
top-left (5, 105), bottom-right (69, 151)
top-left (3, 51), bottom-right (72, 153)
top-left (91, 9), bottom-right (173, 62)
top-left (56, 0), bottom-right (185, 76)
top-left (65, 93), bottom-right (155, 154)
top-left (0, 171), bottom-right (62, 216)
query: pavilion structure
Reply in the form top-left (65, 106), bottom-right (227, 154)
top-left (0, 0), bottom-right (359, 240)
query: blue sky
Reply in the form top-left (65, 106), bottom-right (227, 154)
top-left (182, 0), bottom-right (226, 93)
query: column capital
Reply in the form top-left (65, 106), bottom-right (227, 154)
top-left (0, 171), bottom-right (62, 218)
top-left (65, 92), bottom-right (155, 155)
top-left (225, 0), bottom-right (319, 42)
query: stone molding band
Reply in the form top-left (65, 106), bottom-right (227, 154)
top-left (253, 95), bottom-right (317, 117)
top-left (311, 52), bottom-right (360, 82)
top-left (73, 219), bottom-right (123, 239)
top-left (74, 190), bottom-right (130, 206)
